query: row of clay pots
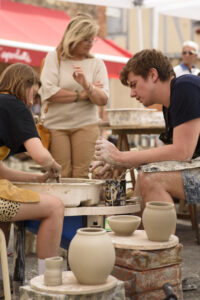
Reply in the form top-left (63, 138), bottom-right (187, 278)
top-left (44, 201), bottom-right (176, 287)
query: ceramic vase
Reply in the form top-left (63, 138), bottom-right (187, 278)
top-left (142, 201), bottom-right (177, 242)
top-left (44, 256), bottom-right (63, 286)
top-left (68, 227), bottom-right (115, 285)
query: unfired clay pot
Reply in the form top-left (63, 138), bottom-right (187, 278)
top-left (68, 227), bottom-right (115, 285)
top-left (44, 256), bottom-right (63, 286)
top-left (107, 215), bottom-right (141, 236)
top-left (142, 201), bottom-right (177, 242)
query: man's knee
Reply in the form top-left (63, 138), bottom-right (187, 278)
top-left (138, 172), bottom-right (158, 195)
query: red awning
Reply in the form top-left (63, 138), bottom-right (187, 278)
top-left (0, 0), bottom-right (132, 78)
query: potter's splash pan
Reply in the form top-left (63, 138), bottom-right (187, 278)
top-left (13, 178), bottom-right (104, 207)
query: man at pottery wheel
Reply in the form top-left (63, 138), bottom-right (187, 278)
top-left (0, 63), bottom-right (64, 288)
top-left (91, 49), bottom-right (200, 211)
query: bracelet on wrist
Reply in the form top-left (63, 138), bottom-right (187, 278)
top-left (86, 83), bottom-right (95, 95)
top-left (74, 90), bottom-right (79, 102)
top-left (89, 84), bottom-right (95, 94)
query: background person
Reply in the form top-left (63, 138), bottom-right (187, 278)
top-left (174, 40), bottom-right (200, 77)
top-left (39, 13), bottom-right (109, 178)
top-left (92, 49), bottom-right (200, 213)
top-left (0, 63), bottom-right (64, 284)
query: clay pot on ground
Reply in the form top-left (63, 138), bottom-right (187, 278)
top-left (44, 256), bottom-right (63, 286)
top-left (142, 201), bottom-right (177, 242)
top-left (107, 215), bottom-right (141, 236)
top-left (68, 227), bottom-right (115, 285)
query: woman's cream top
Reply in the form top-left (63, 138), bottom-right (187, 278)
top-left (39, 50), bottom-right (109, 130)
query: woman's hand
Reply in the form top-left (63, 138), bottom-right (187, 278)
top-left (79, 81), bottom-right (104, 101)
top-left (44, 160), bottom-right (62, 182)
top-left (36, 172), bottom-right (49, 183)
top-left (72, 65), bottom-right (88, 89)
top-left (79, 90), bottom-right (89, 101)
top-left (95, 138), bottom-right (121, 165)
top-left (72, 65), bottom-right (107, 106)
top-left (93, 81), bottom-right (104, 89)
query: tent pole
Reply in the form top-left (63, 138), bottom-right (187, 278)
top-left (136, 6), bottom-right (143, 50)
top-left (153, 7), bottom-right (159, 49)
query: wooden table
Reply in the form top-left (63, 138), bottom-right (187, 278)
top-left (99, 122), bottom-right (165, 187)
top-left (99, 122), bottom-right (165, 136)
top-left (13, 202), bottom-right (141, 297)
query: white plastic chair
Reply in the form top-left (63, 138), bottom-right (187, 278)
top-left (0, 229), bottom-right (11, 300)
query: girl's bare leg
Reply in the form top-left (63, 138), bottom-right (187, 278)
top-left (11, 194), bottom-right (64, 259)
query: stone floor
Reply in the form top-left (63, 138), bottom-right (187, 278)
top-left (176, 219), bottom-right (200, 300)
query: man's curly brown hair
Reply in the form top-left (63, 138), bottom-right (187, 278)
top-left (120, 49), bottom-right (175, 86)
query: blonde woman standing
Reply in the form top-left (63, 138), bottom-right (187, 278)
top-left (39, 13), bottom-right (109, 178)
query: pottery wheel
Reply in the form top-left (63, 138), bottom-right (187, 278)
top-left (108, 229), bottom-right (179, 250)
top-left (30, 271), bottom-right (117, 295)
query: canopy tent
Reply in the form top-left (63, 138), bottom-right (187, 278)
top-left (62, 0), bottom-right (200, 49)
top-left (0, 0), bottom-right (133, 78)
top-left (64, 0), bottom-right (200, 16)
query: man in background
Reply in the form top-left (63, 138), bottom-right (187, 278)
top-left (174, 40), bottom-right (199, 77)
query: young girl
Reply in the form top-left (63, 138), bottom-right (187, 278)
top-left (0, 63), bottom-right (64, 279)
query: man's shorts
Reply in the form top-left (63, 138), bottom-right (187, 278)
top-left (182, 168), bottom-right (200, 204)
top-left (139, 159), bottom-right (200, 205)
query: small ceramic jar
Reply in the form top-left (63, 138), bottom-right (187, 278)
top-left (44, 256), bottom-right (63, 286)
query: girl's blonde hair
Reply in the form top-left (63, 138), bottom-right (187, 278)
top-left (58, 13), bottom-right (99, 59)
top-left (0, 63), bottom-right (40, 104)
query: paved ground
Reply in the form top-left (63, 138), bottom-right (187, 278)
top-left (6, 217), bottom-right (200, 299)
top-left (176, 218), bottom-right (200, 300)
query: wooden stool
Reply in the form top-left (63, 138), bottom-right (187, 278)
top-left (188, 204), bottom-right (200, 244)
top-left (109, 230), bottom-right (183, 300)
top-left (0, 229), bottom-right (11, 300)
top-left (177, 199), bottom-right (200, 245)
